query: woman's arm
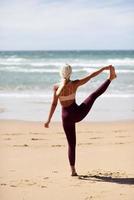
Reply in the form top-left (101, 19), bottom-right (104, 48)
top-left (44, 88), bottom-right (58, 128)
top-left (76, 66), bottom-right (111, 87)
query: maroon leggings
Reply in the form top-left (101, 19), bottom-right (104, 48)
top-left (62, 79), bottom-right (111, 166)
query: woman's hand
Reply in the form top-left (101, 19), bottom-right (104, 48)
top-left (103, 65), bottom-right (113, 70)
top-left (44, 121), bottom-right (50, 128)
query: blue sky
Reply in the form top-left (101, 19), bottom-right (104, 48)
top-left (0, 0), bottom-right (134, 50)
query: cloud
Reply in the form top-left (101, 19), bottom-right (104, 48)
top-left (0, 0), bottom-right (134, 50)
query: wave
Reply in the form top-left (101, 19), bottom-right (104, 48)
top-left (0, 58), bottom-right (27, 65)
top-left (0, 66), bottom-right (134, 74)
top-left (107, 58), bottom-right (134, 66)
top-left (0, 66), bottom-right (85, 73)
top-left (0, 92), bottom-right (52, 99)
top-left (0, 92), bottom-right (134, 99)
top-left (0, 67), bottom-right (59, 73)
top-left (102, 94), bottom-right (134, 98)
top-left (83, 68), bottom-right (134, 74)
top-left (0, 58), bottom-right (134, 67)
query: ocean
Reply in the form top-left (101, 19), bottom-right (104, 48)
top-left (0, 50), bottom-right (134, 122)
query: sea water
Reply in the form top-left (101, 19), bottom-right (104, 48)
top-left (0, 50), bottom-right (134, 121)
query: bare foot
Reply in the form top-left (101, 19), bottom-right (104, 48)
top-left (71, 166), bottom-right (78, 176)
top-left (109, 66), bottom-right (117, 81)
top-left (71, 171), bottom-right (78, 176)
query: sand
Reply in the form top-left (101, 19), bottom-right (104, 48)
top-left (0, 120), bottom-right (134, 200)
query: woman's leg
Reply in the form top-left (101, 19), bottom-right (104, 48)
top-left (62, 121), bottom-right (77, 176)
top-left (75, 67), bottom-right (116, 122)
top-left (75, 79), bottom-right (111, 122)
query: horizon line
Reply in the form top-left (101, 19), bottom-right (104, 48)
top-left (0, 49), bottom-right (134, 51)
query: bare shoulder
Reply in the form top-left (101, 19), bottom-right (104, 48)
top-left (71, 79), bottom-right (79, 84)
top-left (71, 79), bottom-right (80, 87)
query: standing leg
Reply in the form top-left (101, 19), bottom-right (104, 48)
top-left (62, 121), bottom-right (78, 176)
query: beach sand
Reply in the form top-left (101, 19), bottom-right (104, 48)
top-left (0, 120), bottom-right (134, 200)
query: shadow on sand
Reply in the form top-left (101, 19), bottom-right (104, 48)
top-left (78, 174), bottom-right (134, 185)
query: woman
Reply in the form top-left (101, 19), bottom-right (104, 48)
top-left (44, 64), bottom-right (116, 176)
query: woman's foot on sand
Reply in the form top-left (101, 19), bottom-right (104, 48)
top-left (109, 66), bottom-right (117, 81)
top-left (71, 171), bottom-right (78, 176)
top-left (71, 166), bottom-right (78, 176)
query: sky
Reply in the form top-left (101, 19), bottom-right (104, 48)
top-left (0, 0), bottom-right (134, 50)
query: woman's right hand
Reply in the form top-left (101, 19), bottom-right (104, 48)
top-left (104, 65), bottom-right (113, 70)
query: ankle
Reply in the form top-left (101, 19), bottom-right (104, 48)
top-left (109, 77), bottom-right (113, 81)
top-left (71, 165), bottom-right (76, 172)
top-left (71, 171), bottom-right (78, 176)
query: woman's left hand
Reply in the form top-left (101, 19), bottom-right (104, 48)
top-left (44, 121), bottom-right (50, 128)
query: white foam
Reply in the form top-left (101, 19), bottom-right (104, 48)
top-left (102, 94), bottom-right (134, 98)
top-left (6, 58), bottom-right (26, 62)
top-left (1, 64), bottom-right (134, 74)
top-left (1, 57), bottom-right (134, 67)
top-left (0, 66), bottom-right (86, 73)
top-left (116, 69), bottom-right (134, 73)
top-left (0, 92), bottom-right (134, 99)
top-left (83, 68), bottom-right (134, 74)
top-left (0, 92), bottom-right (52, 99)
top-left (0, 67), bottom-right (59, 73)
top-left (107, 58), bottom-right (134, 66)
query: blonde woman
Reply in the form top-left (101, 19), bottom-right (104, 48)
top-left (44, 65), bottom-right (116, 176)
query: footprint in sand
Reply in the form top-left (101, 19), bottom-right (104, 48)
top-left (41, 185), bottom-right (47, 188)
top-left (10, 185), bottom-right (17, 187)
top-left (3, 133), bottom-right (24, 136)
top-left (113, 130), bottom-right (127, 133)
top-left (1, 183), bottom-right (7, 186)
top-left (31, 138), bottom-right (45, 141)
top-left (51, 144), bottom-right (65, 147)
top-left (85, 196), bottom-right (94, 200)
top-left (43, 177), bottom-right (49, 180)
top-left (30, 132), bottom-right (44, 135)
top-left (89, 137), bottom-right (103, 140)
top-left (4, 138), bottom-right (11, 140)
top-left (115, 135), bottom-right (129, 138)
top-left (78, 142), bottom-right (92, 146)
top-left (13, 144), bottom-right (29, 147)
top-left (52, 171), bottom-right (58, 174)
top-left (9, 169), bottom-right (16, 172)
top-left (115, 142), bottom-right (124, 145)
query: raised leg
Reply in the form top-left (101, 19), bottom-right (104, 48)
top-left (75, 67), bottom-right (116, 122)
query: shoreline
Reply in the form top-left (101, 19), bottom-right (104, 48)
top-left (0, 118), bottom-right (134, 123)
top-left (0, 118), bottom-right (134, 127)
top-left (1, 91), bottom-right (134, 122)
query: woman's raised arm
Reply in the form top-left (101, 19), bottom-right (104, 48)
top-left (76, 65), bottom-right (111, 87)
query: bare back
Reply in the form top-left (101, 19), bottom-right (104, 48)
top-left (55, 80), bottom-right (79, 107)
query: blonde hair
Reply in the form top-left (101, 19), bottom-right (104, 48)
top-left (60, 64), bottom-right (72, 80)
